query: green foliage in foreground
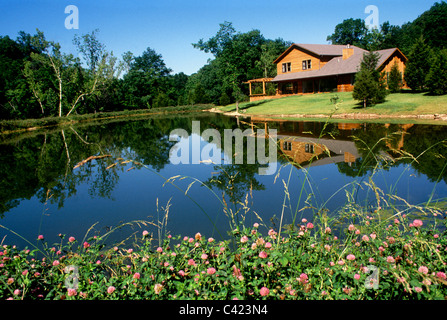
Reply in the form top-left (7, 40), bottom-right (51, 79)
top-left (1, 208), bottom-right (446, 300)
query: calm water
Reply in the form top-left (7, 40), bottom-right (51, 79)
top-left (1, 113), bottom-right (446, 248)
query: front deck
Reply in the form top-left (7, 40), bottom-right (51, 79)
top-left (246, 75), bottom-right (354, 102)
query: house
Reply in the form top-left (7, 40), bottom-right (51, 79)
top-left (247, 43), bottom-right (408, 102)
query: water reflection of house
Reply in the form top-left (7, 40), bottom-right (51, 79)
top-left (384, 123), bottom-right (414, 151)
top-left (250, 117), bottom-right (362, 167)
top-left (278, 135), bottom-right (360, 168)
top-left (247, 118), bottom-right (422, 169)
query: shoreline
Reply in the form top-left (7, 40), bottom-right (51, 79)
top-left (0, 105), bottom-right (212, 136)
top-left (208, 107), bottom-right (447, 123)
top-left (1, 105), bottom-right (446, 138)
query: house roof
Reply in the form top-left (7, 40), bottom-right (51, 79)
top-left (272, 46), bottom-right (407, 83)
top-left (273, 43), bottom-right (367, 64)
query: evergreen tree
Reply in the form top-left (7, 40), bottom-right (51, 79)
top-left (426, 49), bottom-right (447, 95)
top-left (404, 36), bottom-right (432, 91)
top-left (387, 61), bottom-right (403, 93)
top-left (353, 51), bottom-right (388, 107)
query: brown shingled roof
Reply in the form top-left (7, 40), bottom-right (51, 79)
top-left (296, 43), bottom-right (367, 56)
top-left (273, 43), bottom-right (367, 64)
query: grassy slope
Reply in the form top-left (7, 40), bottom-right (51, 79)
top-left (219, 91), bottom-right (447, 117)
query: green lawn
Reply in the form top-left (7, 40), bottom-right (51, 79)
top-left (219, 91), bottom-right (447, 117)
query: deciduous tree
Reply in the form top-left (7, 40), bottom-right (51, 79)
top-left (327, 18), bottom-right (369, 48)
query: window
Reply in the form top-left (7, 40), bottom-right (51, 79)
top-left (302, 59), bottom-right (312, 70)
top-left (282, 62), bottom-right (291, 73)
top-left (305, 144), bottom-right (314, 153)
top-left (283, 141), bottom-right (292, 151)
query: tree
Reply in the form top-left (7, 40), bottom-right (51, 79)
top-left (387, 61), bottom-right (403, 93)
top-left (413, 1), bottom-right (447, 50)
top-left (121, 47), bottom-right (172, 108)
top-left (256, 39), bottom-right (291, 78)
top-left (193, 21), bottom-right (236, 57)
top-left (191, 22), bottom-right (288, 104)
top-left (131, 47), bottom-right (171, 77)
top-left (120, 51), bottom-right (134, 75)
top-left (0, 34), bottom-right (37, 118)
top-left (380, 21), bottom-right (402, 49)
top-left (185, 60), bottom-right (221, 104)
top-left (327, 18), bottom-right (369, 48)
top-left (73, 29), bottom-right (106, 72)
top-left (27, 30), bottom-right (64, 117)
top-left (404, 36), bottom-right (432, 91)
top-left (426, 49), bottom-right (447, 95)
top-left (363, 28), bottom-right (385, 51)
top-left (353, 51), bottom-right (388, 107)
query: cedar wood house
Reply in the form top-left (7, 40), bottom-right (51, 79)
top-left (246, 43), bottom-right (408, 102)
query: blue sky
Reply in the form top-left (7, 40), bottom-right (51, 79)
top-left (0, 0), bottom-right (440, 75)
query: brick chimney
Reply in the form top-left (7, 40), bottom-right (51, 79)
top-left (343, 44), bottom-right (354, 60)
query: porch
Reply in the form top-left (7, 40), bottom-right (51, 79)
top-left (245, 75), bottom-right (355, 102)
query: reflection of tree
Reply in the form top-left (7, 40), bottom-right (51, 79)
top-left (203, 117), bottom-right (268, 208)
top-left (337, 158), bottom-right (373, 177)
top-left (335, 123), bottom-right (447, 184)
top-left (0, 116), bottom-right (197, 217)
top-left (0, 113), bottom-right (244, 217)
top-left (400, 125), bottom-right (447, 184)
top-left (205, 164), bottom-right (266, 205)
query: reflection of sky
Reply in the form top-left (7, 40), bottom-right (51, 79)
top-left (169, 128), bottom-right (279, 176)
top-left (1, 133), bottom-right (446, 250)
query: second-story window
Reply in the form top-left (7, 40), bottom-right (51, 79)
top-left (302, 60), bottom-right (312, 70)
top-left (282, 62), bottom-right (291, 73)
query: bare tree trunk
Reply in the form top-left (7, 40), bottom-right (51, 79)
top-left (58, 78), bottom-right (62, 117)
top-left (47, 54), bottom-right (63, 117)
top-left (66, 77), bottom-right (98, 117)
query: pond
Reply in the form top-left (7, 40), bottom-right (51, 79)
top-left (1, 113), bottom-right (446, 249)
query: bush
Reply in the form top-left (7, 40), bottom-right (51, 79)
top-left (219, 92), bottom-right (231, 106)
